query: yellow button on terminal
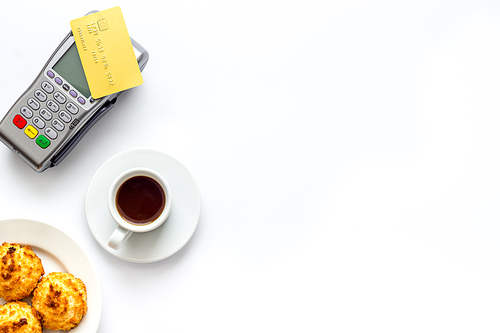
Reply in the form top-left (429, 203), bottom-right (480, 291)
top-left (24, 125), bottom-right (38, 139)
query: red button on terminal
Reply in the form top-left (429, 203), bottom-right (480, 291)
top-left (13, 114), bottom-right (27, 129)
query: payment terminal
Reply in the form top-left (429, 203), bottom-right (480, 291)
top-left (0, 14), bottom-right (149, 172)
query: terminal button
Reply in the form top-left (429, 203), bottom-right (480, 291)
top-left (36, 135), bottom-right (50, 149)
top-left (32, 117), bottom-right (46, 129)
top-left (45, 127), bottom-right (58, 140)
top-left (34, 89), bottom-right (47, 102)
top-left (24, 125), bottom-right (38, 139)
top-left (13, 115), bottom-right (27, 129)
top-left (46, 100), bottom-right (59, 112)
top-left (66, 102), bottom-right (79, 114)
top-left (58, 111), bottom-right (71, 123)
top-left (52, 119), bottom-right (65, 131)
top-left (27, 98), bottom-right (40, 110)
top-left (20, 106), bottom-right (33, 119)
top-left (41, 81), bottom-right (54, 94)
top-left (53, 91), bottom-right (67, 104)
top-left (39, 109), bottom-right (52, 121)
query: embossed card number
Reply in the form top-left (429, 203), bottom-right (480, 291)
top-left (70, 7), bottom-right (143, 99)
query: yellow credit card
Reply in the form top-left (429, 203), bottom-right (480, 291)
top-left (70, 7), bottom-right (143, 99)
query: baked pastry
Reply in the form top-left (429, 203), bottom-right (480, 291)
top-left (31, 272), bottom-right (87, 331)
top-left (0, 243), bottom-right (44, 302)
top-left (0, 301), bottom-right (43, 333)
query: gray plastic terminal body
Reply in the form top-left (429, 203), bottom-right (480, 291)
top-left (0, 32), bottom-right (149, 172)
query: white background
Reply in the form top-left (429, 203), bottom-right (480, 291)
top-left (1, 0), bottom-right (500, 331)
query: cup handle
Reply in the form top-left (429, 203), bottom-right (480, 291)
top-left (108, 226), bottom-right (133, 250)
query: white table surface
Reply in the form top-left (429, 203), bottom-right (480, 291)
top-left (1, 1), bottom-right (500, 331)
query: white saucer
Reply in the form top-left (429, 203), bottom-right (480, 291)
top-left (85, 148), bottom-right (201, 263)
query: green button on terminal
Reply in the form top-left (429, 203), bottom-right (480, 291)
top-left (36, 135), bottom-right (50, 149)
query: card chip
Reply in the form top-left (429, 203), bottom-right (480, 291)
top-left (98, 19), bottom-right (108, 31)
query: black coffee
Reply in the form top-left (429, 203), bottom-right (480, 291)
top-left (116, 176), bottom-right (166, 225)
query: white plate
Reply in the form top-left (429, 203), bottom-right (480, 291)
top-left (85, 148), bottom-right (201, 263)
top-left (0, 219), bottom-right (101, 333)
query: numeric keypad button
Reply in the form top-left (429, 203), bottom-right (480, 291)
top-left (59, 111), bottom-right (71, 123)
top-left (46, 100), bottom-right (59, 112)
top-left (34, 90), bottom-right (47, 102)
top-left (53, 91), bottom-right (66, 104)
top-left (32, 117), bottom-right (45, 129)
top-left (41, 81), bottom-right (54, 94)
top-left (39, 109), bottom-right (52, 121)
top-left (20, 106), bottom-right (33, 119)
top-left (52, 119), bottom-right (65, 131)
top-left (45, 127), bottom-right (58, 140)
top-left (65, 102), bottom-right (79, 115)
top-left (27, 98), bottom-right (40, 110)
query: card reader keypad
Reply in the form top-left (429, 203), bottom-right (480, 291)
top-left (12, 78), bottom-right (80, 149)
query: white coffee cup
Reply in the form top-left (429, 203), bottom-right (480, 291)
top-left (107, 168), bottom-right (172, 250)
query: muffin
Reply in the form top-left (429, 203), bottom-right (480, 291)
top-left (0, 301), bottom-right (43, 333)
top-left (31, 272), bottom-right (87, 331)
top-left (0, 243), bottom-right (44, 302)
